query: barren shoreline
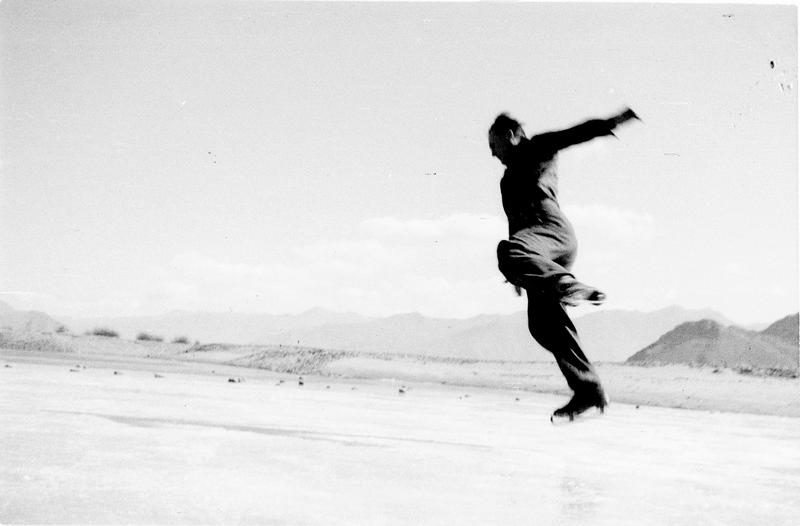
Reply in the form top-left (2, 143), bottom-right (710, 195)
top-left (2, 333), bottom-right (798, 417)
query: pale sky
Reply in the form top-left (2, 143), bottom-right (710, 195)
top-left (1, 1), bottom-right (797, 325)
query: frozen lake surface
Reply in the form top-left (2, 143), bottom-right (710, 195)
top-left (1, 359), bottom-right (798, 525)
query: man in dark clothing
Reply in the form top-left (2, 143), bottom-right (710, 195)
top-left (489, 108), bottom-right (639, 419)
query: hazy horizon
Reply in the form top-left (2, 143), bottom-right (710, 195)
top-left (1, 2), bottom-right (797, 326)
top-left (1, 294), bottom-right (792, 329)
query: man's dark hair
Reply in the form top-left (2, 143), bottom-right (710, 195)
top-left (489, 113), bottom-right (524, 137)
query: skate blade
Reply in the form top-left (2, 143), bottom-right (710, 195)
top-left (550, 406), bottom-right (605, 424)
top-left (550, 414), bottom-right (574, 424)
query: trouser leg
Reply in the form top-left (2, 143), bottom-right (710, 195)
top-left (526, 292), bottom-right (603, 394)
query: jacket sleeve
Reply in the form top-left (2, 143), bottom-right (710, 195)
top-left (531, 119), bottom-right (616, 152)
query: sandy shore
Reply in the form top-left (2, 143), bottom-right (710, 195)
top-left (1, 332), bottom-right (798, 418)
top-left (321, 356), bottom-right (800, 417)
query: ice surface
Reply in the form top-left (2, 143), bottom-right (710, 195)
top-left (1, 361), bottom-right (798, 525)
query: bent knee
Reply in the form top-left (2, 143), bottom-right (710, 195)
top-left (496, 240), bottom-right (516, 281)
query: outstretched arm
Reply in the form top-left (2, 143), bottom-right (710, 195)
top-left (534, 107), bottom-right (640, 152)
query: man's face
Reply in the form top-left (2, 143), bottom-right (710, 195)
top-left (488, 129), bottom-right (518, 166)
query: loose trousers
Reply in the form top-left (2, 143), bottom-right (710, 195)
top-left (526, 292), bottom-right (602, 394)
top-left (497, 231), bottom-right (603, 394)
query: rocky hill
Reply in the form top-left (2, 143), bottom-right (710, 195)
top-left (760, 313), bottom-right (799, 346)
top-left (0, 300), bottom-right (64, 334)
top-left (626, 315), bottom-right (798, 373)
top-left (574, 306), bottom-right (732, 362)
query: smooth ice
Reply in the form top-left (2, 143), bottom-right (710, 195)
top-left (1, 361), bottom-right (798, 525)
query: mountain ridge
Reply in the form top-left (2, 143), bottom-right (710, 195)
top-left (254, 305), bottom-right (741, 362)
top-left (5, 299), bottom-right (796, 365)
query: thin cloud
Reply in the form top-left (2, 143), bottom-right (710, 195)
top-left (143, 214), bottom-right (514, 316)
top-left (130, 209), bottom-right (659, 316)
top-left (360, 214), bottom-right (506, 241)
top-left (564, 203), bottom-right (656, 243)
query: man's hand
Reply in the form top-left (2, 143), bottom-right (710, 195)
top-left (612, 107), bottom-right (641, 126)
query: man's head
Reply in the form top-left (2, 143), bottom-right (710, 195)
top-left (488, 113), bottom-right (525, 166)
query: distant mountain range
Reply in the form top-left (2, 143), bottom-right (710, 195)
top-left (43, 302), bottom-right (788, 363)
top-left (3, 299), bottom-right (796, 366)
top-left (259, 311), bottom-right (532, 360)
top-left (251, 306), bottom-right (738, 363)
top-left (627, 314), bottom-right (798, 371)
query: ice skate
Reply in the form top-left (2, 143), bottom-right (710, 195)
top-left (550, 389), bottom-right (608, 423)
